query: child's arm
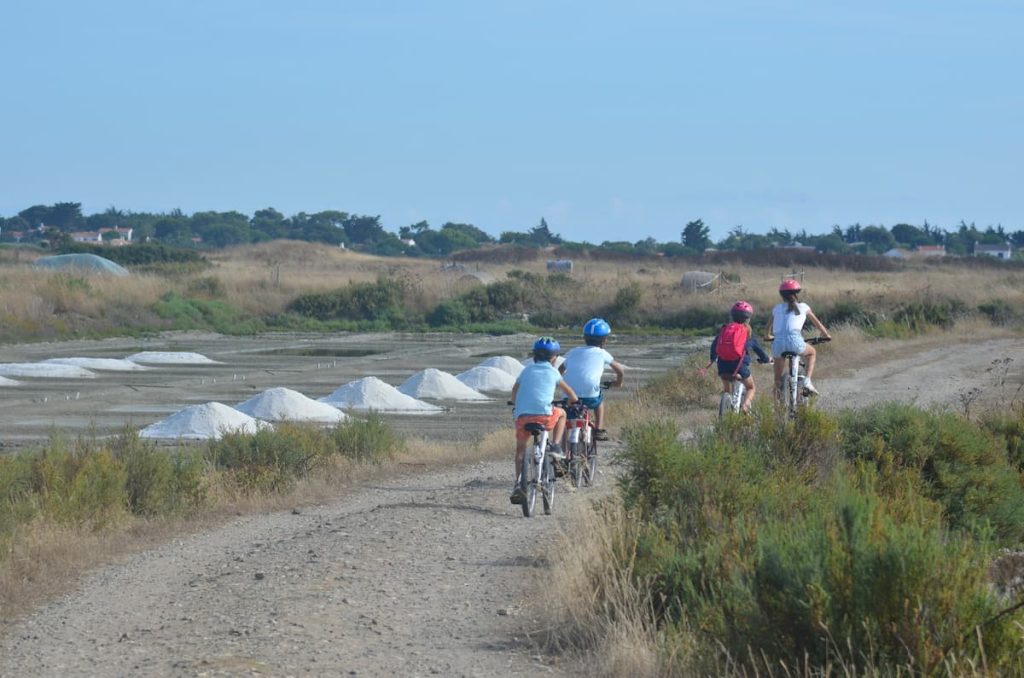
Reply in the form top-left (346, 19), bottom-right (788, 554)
top-left (764, 316), bottom-right (774, 341)
top-left (558, 379), bottom-right (578, 403)
top-left (748, 337), bottom-right (772, 363)
top-left (609, 361), bottom-right (625, 388)
top-left (805, 308), bottom-right (831, 338)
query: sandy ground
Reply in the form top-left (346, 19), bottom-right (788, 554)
top-left (0, 330), bottom-right (1022, 677)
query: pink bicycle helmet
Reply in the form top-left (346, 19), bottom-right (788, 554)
top-left (779, 278), bottom-right (802, 294)
top-left (730, 300), bottom-right (753, 322)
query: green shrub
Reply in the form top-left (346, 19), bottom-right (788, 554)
top-left (153, 292), bottom-right (263, 334)
top-left (426, 299), bottom-right (470, 327)
top-left (331, 413), bottom-right (404, 463)
top-left (111, 428), bottom-right (206, 515)
top-left (288, 277), bottom-right (412, 325)
top-left (616, 408), bottom-right (1023, 673)
top-left (839, 404), bottom-right (1024, 544)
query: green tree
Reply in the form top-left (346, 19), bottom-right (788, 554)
top-left (528, 218), bottom-right (561, 246)
top-left (859, 225), bottom-right (896, 254)
top-left (440, 222), bottom-right (493, 244)
top-left (681, 219), bottom-right (710, 252)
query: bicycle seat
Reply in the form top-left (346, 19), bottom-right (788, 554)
top-left (523, 423), bottom-right (546, 433)
top-left (780, 351), bottom-right (799, 358)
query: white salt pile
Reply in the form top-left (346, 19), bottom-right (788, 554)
top-left (398, 368), bottom-right (489, 401)
top-left (455, 366), bottom-right (517, 392)
top-left (44, 357), bottom-right (148, 371)
top-left (520, 355), bottom-right (565, 368)
top-left (478, 355), bottom-right (524, 377)
top-left (0, 363), bottom-right (96, 379)
top-left (319, 376), bottom-right (442, 414)
top-left (140, 402), bottom-right (270, 440)
top-left (0, 376), bottom-right (20, 386)
top-left (126, 351), bottom-right (220, 364)
top-left (235, 387), bottom-right (347, 424)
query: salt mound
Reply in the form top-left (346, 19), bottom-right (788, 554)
top-left (140, 402), bottom-right (270, 440)
top-left (478, 355), bottom-right (524, 377)
top-left (0, 376), bottom-right (20, 386)
top-left (44, 357), bottom-right (148, 371)
top-left (0, 363), bottom-right (96, 378)
top-left (520, 355), bottom-right (565, 368)
top-left (319, 376), bottom-right (442, 413)
top-left (398, 368), bottom-right (489, 401)
top-left (126, 351), bottom-right (220, 364)
top-left (455, 366), bottom-right (517, 392)
top-left (236, 387), bottom-right (347, 424)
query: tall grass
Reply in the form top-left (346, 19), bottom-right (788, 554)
top-left (547, 400), bottom-right (1024, 675)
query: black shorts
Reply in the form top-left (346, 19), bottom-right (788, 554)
top-left (717, 359), bottom-right (750, 379)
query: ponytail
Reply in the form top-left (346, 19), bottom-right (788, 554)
top-left (785, 292), bottom-right (800, 315)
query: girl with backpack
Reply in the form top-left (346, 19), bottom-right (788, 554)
top-left (766, 279), bottom-right (831, 395)
top-left (700, 301), bottom-right (771, 413)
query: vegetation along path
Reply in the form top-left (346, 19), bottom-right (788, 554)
top-left (1, 332), bottom-right (1021, 676)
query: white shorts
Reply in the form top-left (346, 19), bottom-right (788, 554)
top-left (772, 333), bottom-right (806, 358)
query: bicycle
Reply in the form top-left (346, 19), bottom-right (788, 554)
top-left (560, 381), bottom-right (611, 488)
top-left (776, 336), bottom-right (831, 418)
top-left (507, 401), bottom-right (558, 517)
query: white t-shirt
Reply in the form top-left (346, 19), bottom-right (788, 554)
top-left (772, 301), bottom-right (811, 336)
top-left (561, 346), bottom-right (614, 398)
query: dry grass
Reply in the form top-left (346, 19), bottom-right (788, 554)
top-left (0, 424), bottom-right (514, 628)
top-left (539, 499), bottom-right (669, 678)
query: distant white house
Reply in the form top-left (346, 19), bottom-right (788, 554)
top-left (974, 242), bottom-right (1012, 260)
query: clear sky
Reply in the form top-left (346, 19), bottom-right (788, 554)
top-left (1, 1), bottom-right (1021, 242)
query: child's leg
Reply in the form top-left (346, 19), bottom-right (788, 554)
top-left (802, 344), bottom-right (817, 379)
top-left (514, 437), bottom-right (527, 480)
top-left (772, 359), bottom-right (784, 396)
top-left (720, 377), bottom-right (732, 395)
top-left (594, 401), bottom-right (605, 430)
top-left (740, 376), bottom-right (756, 411)
top-left (550, 408), bottom-right (567, 447)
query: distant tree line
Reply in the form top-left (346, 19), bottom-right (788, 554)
top-left (2, 202), bottom-right (1021, 260)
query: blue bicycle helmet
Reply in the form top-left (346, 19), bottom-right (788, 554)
top-left (583, 318), bottom-right (611, 338)
top-left (533, 336), bottom-right (560, 353)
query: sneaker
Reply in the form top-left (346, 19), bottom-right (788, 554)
top-left (548, 443), bottom-right (566, 461)
top-left (594, 429), bottom-right (609, 441)
top-left (510, 486), bottom-right (525, 504)
top-left (803, 378), bottom-right (819, 395)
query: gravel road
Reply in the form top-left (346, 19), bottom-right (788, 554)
top-left (1, 455), bottom-right (610, 677)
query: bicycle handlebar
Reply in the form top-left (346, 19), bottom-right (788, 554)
top-left (806, 336), bottom-right (832, 346)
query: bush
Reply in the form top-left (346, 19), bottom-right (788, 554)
top-left (330, 413), bottom-right (404, 463)
top-left (153, 292), bottom-right (263, 334)
top-left (614, 407), bottom-right (1024, 673)
top-left (288, 277), bottom-right (412, 324)
top-left (426, 299), bottom-right (471, 327)
top-left (111, 428), bottom-right (205, 515)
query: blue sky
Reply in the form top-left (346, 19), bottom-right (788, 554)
top-left (1, 1), bottom-right (1020, 242)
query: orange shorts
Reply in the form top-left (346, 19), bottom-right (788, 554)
top-left (515, 409), bottom-right (566, 442)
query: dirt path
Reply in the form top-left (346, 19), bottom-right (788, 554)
top-left (1, 333), bottom-right (1021, 677)
top-left (0, 456), bottom-right (607, 677)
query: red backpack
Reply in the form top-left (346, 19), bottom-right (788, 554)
top-left (715, 322), bottom-right (750, 361)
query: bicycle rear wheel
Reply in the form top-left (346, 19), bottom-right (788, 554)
top-left (718, 392), bottom-right (731, 418)
top-left (541, 456), bottom-right (555, 515)
top-left (520, 449), bottom-right (538, 517)
top-left (568, 441), bottom-right (584, 488)
top-left (584, 435), bottom-right (598, 487)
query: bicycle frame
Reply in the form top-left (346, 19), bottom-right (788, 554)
top-left (778, 336), bottom-right (830, 418)
top-left (518, 423), bottom-right (555, 517)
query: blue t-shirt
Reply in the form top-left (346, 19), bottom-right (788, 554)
top-left (514, 361), bottom-right (563, 417)
top-left (561, 346), bottom-right (614, 398)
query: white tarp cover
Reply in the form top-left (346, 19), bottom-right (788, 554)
top-left (33, 254), bottom-right (129, 276)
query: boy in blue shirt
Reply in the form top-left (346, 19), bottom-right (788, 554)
top-left (510, 336), bottom-right (578, 503)
top-left (559, 318), bottom-right (625, 440)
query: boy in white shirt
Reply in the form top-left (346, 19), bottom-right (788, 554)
top-left (559, 318), bottom-right (625, 440)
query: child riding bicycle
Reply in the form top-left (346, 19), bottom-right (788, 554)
top-left (559, 318), bottom-right (625, 440)
top-left (700, 301), bottom-right (771, 413)
top-left (510, 336), bottom-right (578, 503)
top-left (766, 279), bottom-right (831, 395)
